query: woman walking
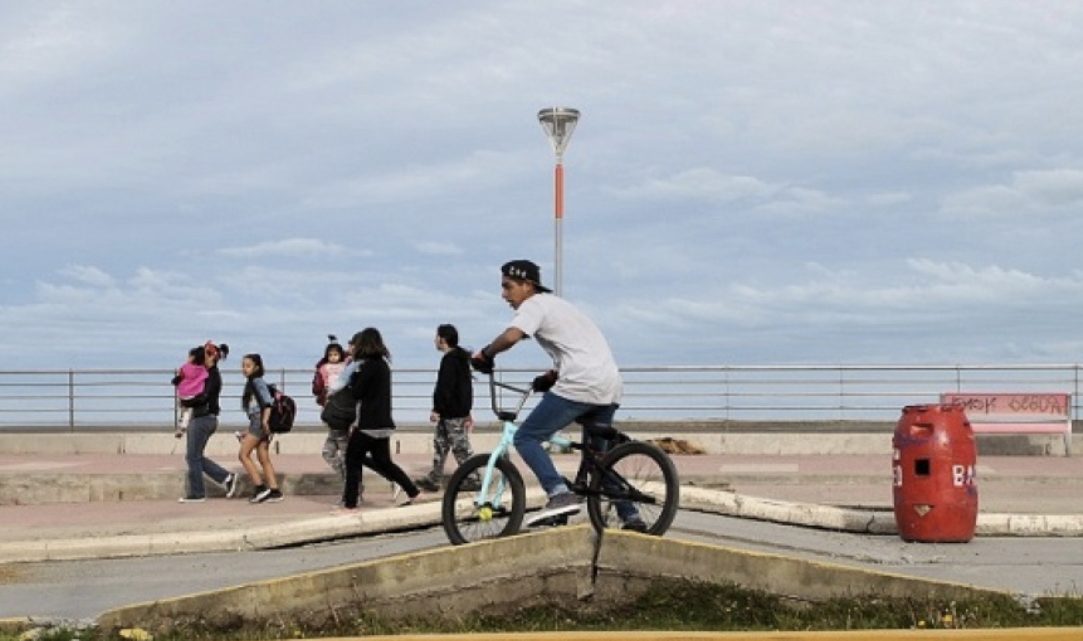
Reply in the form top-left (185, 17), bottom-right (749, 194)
top-left (179, 341), bottom-right (239, 503)
top-left (338, 328), bottom-right (423, 511)
top-left (238, 353), bottom-right (283, 503)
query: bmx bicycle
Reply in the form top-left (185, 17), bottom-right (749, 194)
top-left (440, 373), bottom-right (680, 545)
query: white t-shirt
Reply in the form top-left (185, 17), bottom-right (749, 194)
top-left (509, 293), bottom-right (622, 405)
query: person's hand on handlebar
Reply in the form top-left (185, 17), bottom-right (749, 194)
top-left (532, 369), bottom-right (558, 392)
top-left (471, 345), bottom-right (496, 374)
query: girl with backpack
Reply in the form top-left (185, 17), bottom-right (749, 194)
top-left (239, 353), bottom-right (283, 504)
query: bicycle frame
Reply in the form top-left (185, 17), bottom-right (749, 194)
top-left (473, 376), bottom-right (571, 507)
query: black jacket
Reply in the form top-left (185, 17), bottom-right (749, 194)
top-left (432, 347), bottom-right (472, 419)
top-left (191, 366), bottom-right (223, 418)
top-left (349, 356), bottom-right (395, 431)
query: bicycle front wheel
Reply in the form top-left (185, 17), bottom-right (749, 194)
top-left (586, 440), bottom-right (680, 536)
top-left (441, 453), bottom-right (526, 545)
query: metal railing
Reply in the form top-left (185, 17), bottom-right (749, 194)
top-left (0, 364), bottom-right (1079, 431)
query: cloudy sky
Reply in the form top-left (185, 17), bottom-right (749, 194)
top-left (3, 1), bottom-right (1083, 372)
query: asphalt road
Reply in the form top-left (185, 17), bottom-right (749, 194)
top-left (3, 510), bottom-right (1083, 621)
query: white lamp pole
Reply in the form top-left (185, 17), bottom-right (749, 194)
top-left (537, 107), bottom-right (580, 296)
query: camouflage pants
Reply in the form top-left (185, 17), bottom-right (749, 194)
top-left (322, 428), bottom-right (349, 481)
top-left (425, 417), bottom-right (474, 482)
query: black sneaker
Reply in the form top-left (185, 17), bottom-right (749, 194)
top-left (414, 476), bottom-right (440, 492)
top-left (177, 495), bottom-right (206, 504)
top-left (621, 517), bottom-right (649, 533)
top-left (459, 476), bottom-right (482, 492)
top-left (526, 492), bottom-right (581, 526)
top-left (263, 489), bottom-right (284, 503)
top-left (249, 485), bottom-right (269, 504)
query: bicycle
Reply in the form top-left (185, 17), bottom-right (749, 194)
top-left (441, 373), bottom-right (680, 545)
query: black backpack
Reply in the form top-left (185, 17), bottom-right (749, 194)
top-left (267, 385), bottom-right (297, 434)
top-left (320, 386), bottom-right (357, 430)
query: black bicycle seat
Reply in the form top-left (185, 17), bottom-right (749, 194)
top-left (581, 424), bottom-right (627, 443)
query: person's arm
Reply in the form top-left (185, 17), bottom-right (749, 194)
top-left (312, 366), bottom-right (324, 399)
top-left (483, 327), bottom-right (527, 357)
top-left (328, 361), bottom-right (356, 395)
top-left (254, 379), bottom-right (274, 430)
top-left (433, 355), bottom-right (454, 417)
top-left (471, 327), bottom-right (527, 372)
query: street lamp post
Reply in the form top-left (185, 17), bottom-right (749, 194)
top-left (537, 107), bottom-right (580, 297)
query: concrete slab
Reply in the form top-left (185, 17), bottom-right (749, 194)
top-left (96, 526), bottom-right (1018, 635)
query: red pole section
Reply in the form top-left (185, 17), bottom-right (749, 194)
top-left (555, 162), bottom-right (564, 220)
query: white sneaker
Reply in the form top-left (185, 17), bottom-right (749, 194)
top-left (223, 473), bottom-right (239, 499)
top-left (526, 492), bottom-right (581, 526)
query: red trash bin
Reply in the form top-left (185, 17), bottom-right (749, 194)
top-left (892, 403), bottom-right (978, 542)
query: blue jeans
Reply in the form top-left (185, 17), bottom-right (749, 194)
top-left (514, 392), bottom-right (618, 495)
top-left (185, 415), bottom-right (231, 498)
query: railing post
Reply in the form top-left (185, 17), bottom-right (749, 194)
top-left (68, 369), bottom-right (75, 432)
top-left (1075, 363), bottom-right (1080, 428)
top-left (838, 367), bottom-right (845, 422)
top-left (723, 366), bottom-right (730, 421)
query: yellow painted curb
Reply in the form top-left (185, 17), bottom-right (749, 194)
top-left (305, 627), bottom-right (1083, 640)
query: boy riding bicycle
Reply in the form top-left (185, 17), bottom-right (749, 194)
top-left (472, 259), bottom-right (646, 531)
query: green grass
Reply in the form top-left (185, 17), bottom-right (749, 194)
top-left (5, 579), bottom-right (1083, 640)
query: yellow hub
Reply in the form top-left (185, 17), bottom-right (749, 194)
top-left (478, 505), bottom-right (493, 522)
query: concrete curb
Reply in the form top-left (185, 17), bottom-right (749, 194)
top-left (0, 504), bottom-right (441, 564)
top-left (4, 486), bottom-right (1083, 564)
top-left (11, 487), bottom-right (1083, 564)
top-left (0, 488), bottom-right (550, 564)
top-left (681, 486), bottom-right (1083, 537)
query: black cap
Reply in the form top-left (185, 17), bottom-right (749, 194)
top-left (501, 260), bottom-right (552, 293)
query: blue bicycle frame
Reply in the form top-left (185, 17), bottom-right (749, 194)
top-left (473, 378), bottom-right (572, 508)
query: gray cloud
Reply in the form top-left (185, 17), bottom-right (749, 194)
top-left (2, 2), bottom-right (1083, 370)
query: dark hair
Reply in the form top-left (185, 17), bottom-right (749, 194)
top-left (436, 324), bottom-right (459, 348)
top-left (325, 334), bottom-right (345, 360)
top-left (188, 346), bottom-right (206, 363)
top-left (350, 327), bottom-right (391, 362)
top-left (241, 353), bottom-right (265, 409)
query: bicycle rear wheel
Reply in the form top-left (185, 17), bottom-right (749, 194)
top-left (586, 440), bottom-right (680, 536)
top-left (441, 453), bottom-right (526, 545)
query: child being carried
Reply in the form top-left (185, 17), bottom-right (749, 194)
top-left (172, 345), bottom-right (209, 437)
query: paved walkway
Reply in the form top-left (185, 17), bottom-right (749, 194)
top-left (1, 450), bottom-right (1082, 561)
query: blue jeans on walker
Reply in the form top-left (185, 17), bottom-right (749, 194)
top-left (185, 415), bottom-right (231, 498)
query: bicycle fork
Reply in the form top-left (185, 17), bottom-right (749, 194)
top-left (473, 421), bottom-right (517, 520)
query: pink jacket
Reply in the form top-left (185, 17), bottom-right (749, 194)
top-left (175, 362), bottom-right (208, 398)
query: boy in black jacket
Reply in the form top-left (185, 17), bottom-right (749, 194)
top-left (415, 324), bottom-right (478, 491)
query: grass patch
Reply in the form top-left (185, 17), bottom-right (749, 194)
top-left (6, 578), bottom-right (1083, 640)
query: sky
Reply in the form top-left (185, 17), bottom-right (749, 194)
top-left (3, 1), bottom-right (1083, 372)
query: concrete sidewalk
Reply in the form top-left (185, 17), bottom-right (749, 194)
top-left (1, 447), bottom-right (1083, 563)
